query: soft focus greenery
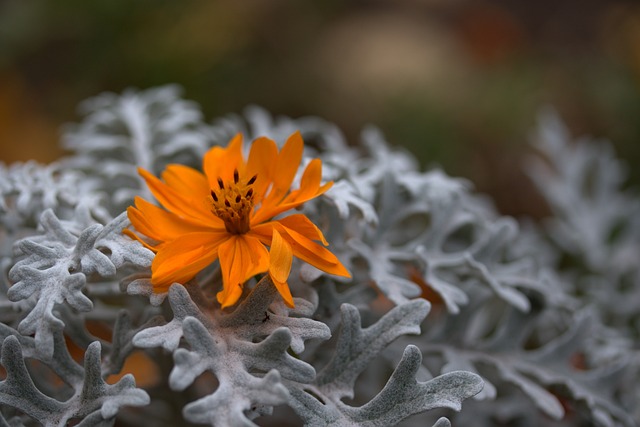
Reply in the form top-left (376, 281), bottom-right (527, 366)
top-left (2, 0), bottom-right (640, 217)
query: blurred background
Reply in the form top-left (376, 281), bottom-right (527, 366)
top-left (1, 0), bottom-right (639, 217)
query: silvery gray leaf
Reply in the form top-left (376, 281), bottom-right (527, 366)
top-left (7, 209), bottom-right (152, 359)
top-left (0, 335), bottom-right (149, 426)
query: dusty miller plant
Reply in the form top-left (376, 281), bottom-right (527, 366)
top-left (1, 86), bottom-right (637, 427)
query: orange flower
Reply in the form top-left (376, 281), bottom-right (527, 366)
top-left (125, 132), bottom-right (350, 308)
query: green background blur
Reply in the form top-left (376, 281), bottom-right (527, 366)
top-left (1, 0), bottom-right (639, 217)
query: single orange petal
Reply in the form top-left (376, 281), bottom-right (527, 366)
top-left (246, 136), bottom-right (278, 198)
top-left (217, 234), bottom-right (270, 308)
top-left (269, 229), bottom-right (293, 284)
top-left (203, 134), bottom-right (244, 188)
top-left (299, 158), bottom-right (322, 192)
top-left (127, 204), bottom-right (165, 244)
top-left (277, 214), bottom-right (329, 245)
top-left (216, 278), bottom-right (243, 310)
top-left (252, 179), bottom-right (332, 225)
top-left (269, 229), bottom-right (295, 307)
top-left (270, 277), bottom-right (295, 308)
top-left (282, 159), bottom-right (331, 205)
top-left (129, 196), bottom-right (220, 243)
top-left (274, 223), bottom-right (350, 278)
top-left (249, 218), bottom-right (328, 248)
top-left (161, 164), bottom-right (211, 198)
top-left (249, 222), bottom-right (345, 275)
top-left (265, 131), bottom-right (304, 205)
top-left (151, 231), bottom-right (227, 292)
top-left (252, 157), bottom-right (329, 223)
top-left (139, 168), bottom-right (213, 224)
top-left (271, 181), bottom-right (333, 221)
top-left (246, 223), bottom-right (274, 244)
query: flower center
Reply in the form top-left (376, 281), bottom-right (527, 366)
top-left (210, 169), bottom-right (257, 234)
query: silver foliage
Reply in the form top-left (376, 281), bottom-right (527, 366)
top-left (61, 85), bottom-right (213, 210)
top-left (528, 109), bottom-right (640, 337)
top-left (0, 333), bottom-right (149, 426)
top-left (7, 209), bottom-right (152, 360)
top-left (1, 86), bottom-right (638, 426)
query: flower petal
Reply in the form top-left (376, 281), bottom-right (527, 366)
top-left (139, 168), bottom-right (213, 224)
top-left (269, 229), bottom-right (293, 284)
top-left (151, 231), bottom-right (227, 292)
top-left (277, 214), bottom-right (328, 245)
top-left (129, 196), bottom-right (220, 244)
top-left (282, 159), bottom-right (330, 205)
top-left (246, 136), bottom-right (278, 199)
top-left (270, 277), bottom-right (295, 308)
top-left (203, 134), bottom-right (244, 188)
top-left (252, 161), bottom-right (332, 224)
top-left (161, 164), bottom-right (210, 197)
top-left (269, 229), bottom-right (295, 307)
top-left (217, 234), bottom-right (270, 308)
top-left (264, 131), bottom-right (303, 205)
top-left (277, 223), bottom-right (350, 278)
top-left (247, 223), bottom-right (274, 243)
top-left (261, 181), bottom-right (332, 222)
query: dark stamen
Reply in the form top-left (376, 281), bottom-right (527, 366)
top-left (246, 188), bottom-right (253, 198)
top-left (235, 195), bottom-right (241, 203)
top-left (217, 177), bottom-right (225, 189)
top-left (247, 174), bottom-right (257, 185)
top-left (210, 190), bottom-right (218, 202)
top-left (233, 169), bottom-right (239, 184)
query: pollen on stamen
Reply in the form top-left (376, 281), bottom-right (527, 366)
top-left (208, 171), bottom-right (258, 234)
